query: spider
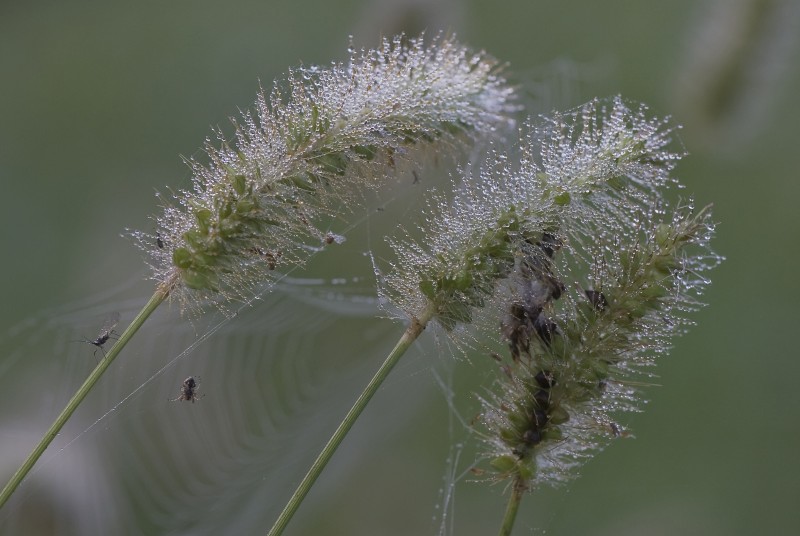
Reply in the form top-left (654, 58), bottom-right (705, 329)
top-left (172, 376), bottom-right (203, 403)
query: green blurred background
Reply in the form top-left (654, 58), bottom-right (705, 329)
top-left (1, 0), bottom-right (798, 535)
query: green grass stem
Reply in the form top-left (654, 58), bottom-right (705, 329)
top-left (267, 305), bottom-right (435, 536)
top-left (498, 476), bottom-right (526, 536)
top-left (0, 284), bottom-right (170, 509)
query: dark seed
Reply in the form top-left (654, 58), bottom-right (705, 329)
top-left (533, 315), bottom-right (558, 345)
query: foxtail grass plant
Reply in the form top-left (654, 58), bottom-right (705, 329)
top-left (1, 34), bottom-right (718, 536)
top-left (0, 34), bottom-right (515, 510)
top-left (269, 97), bottom-right (719, 535)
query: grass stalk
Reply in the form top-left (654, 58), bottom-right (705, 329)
top-left (267, 304), bottom-right (435, 536)
top-left (498, 476), bottom-right (526, 536)
top-left (0, 282), bottom-right (171, 509)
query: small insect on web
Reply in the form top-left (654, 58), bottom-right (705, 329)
top-left (171, 376), bottom-right (203, 403)
top-left (75, 312), bottom-right (120, 359)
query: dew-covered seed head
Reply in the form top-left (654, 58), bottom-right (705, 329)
top-left (479, 202), bottom-right (719, 488)
top-left (378, 97), bottom-right (720, 489)
top-left (130, 34), bottom-right (516, 311)
top-left (380, 97), bottom-right (688, 333)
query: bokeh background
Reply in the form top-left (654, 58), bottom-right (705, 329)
top-left (1, 0), bottom-right (799, 534)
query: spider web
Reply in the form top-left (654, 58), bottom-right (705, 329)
top-left (0, 165), bottom-right (479, 536)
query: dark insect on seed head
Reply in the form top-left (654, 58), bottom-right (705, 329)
top-left (550, 278), bottom-right (565, 301)
top-left (608, 422), bottom-right (631, 438)
top-left (533, 388), bottom-right (551, 408)
top-left (522, 428), bottom-right (542, 445)
top-left (263, 250), bottom-right (282, 270)
top-left (533, 315), bottom-right (559, 346)
top-left (532, 408), bottom-right (549, 427)
top-left (534, 370), bottom-right (556, 389)
top-left (585, 289), bottom-right (608, 311)
top-left (249, 247), bottom-right (282, 270)
top-left (537, 232), bottom-right (562, 259)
